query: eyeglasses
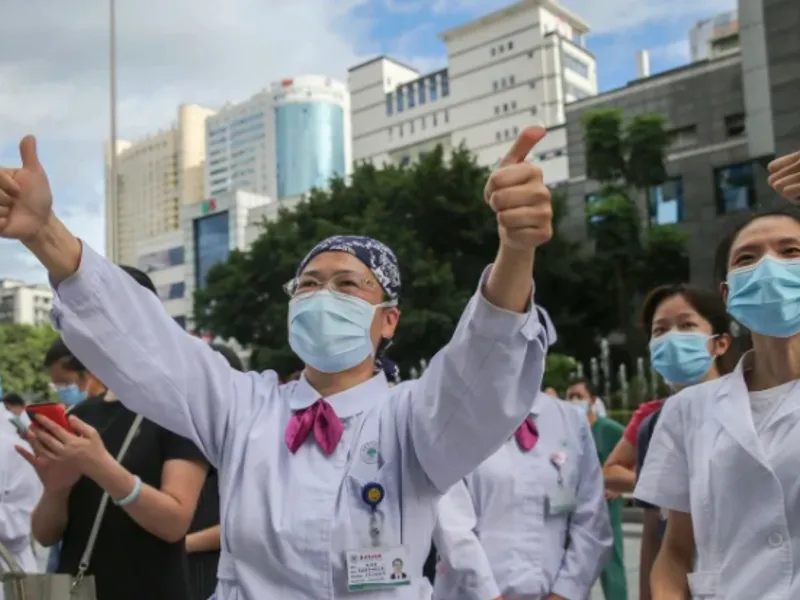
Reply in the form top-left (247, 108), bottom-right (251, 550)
top-left (283, 272), bottom-right (383, 299)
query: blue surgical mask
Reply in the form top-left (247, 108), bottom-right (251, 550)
top-left (288, 291), bottom-right (389, 374)
top-left (570, 399), bottom-right (590, 412)
top-left (649, 331), bottom-right (714, 385)
top-left (727, 255), bottom-right (800, 338)
top-left (56, 384), bottom-right (87, 406)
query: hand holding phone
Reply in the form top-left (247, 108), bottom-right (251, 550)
top-left (26, 403), bottom-right (73, 433)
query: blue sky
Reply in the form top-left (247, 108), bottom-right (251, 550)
top-left (0, 0), bottom-right (736, 282)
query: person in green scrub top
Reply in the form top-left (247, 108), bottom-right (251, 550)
top-left (566, 377), bottom-right (627, 600)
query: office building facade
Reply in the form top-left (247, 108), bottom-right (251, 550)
top-left (205, 76), bottom-right (351, 201)
top-left (136, 230), bottom-right (188, 328)
top-left (0, 280), bottom-right (53, 327)
top-left (348, 0), bottom-right (597, 187)
top-left (105, 104), bottom-right (215, 266)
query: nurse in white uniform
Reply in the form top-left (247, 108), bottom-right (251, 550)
top-left (0, 128), bottom-right (552, 599)
top-left (635, 151), bottom-right (800, 600)
top-left (433, 307), bottom-right (612, 600)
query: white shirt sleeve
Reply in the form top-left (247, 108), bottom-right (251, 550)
top-left (634, 395), bottom-right (691, 513)
top-left (433, 480), bottom-right (501, 600)
top-left (0, 438), bottom-right (42, 549)
top-left (51, 244), bottom-right (264, 468)
top-left (406, 267), bottom-right (547, 492)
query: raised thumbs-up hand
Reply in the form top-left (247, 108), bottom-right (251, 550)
top-left (768, 151), bottom-right (800, 202)
top-left (0, 136), bottom-right (54, 241)
top-left (484, 127), bottom-right (552, 251)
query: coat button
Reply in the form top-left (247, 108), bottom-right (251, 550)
top-left (768, 532), bottom-right (784, 547)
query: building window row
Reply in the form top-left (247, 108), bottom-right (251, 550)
top-left (565, 83), bottom-right (591, 101)
top-left (494, 101), bottom-right (518, 115)
top-left (562, 53), bottom-right (590, 79)
top-left (386, 71), bottom-right (450, 116)
top-left (490, 40), bottom-right (514, 57)
top-left (585, 160), bottom-right (759, 228)
top-left (388, 110), bottom-right (449, 140)
top-left (496, 127), bottom-right (520, 142)
top-left (493, 75), bottom-right (517, 91)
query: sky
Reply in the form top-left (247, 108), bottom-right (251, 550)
top-left (0, 0), bottom-right (736, 283)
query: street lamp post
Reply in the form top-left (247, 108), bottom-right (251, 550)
top-left (109, 0), bottom-right (120, 262)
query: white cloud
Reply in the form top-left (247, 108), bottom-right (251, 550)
top-left (0, 0), bottom-right (376, 283)
top-left (652, 39), bottom-right (691, 62)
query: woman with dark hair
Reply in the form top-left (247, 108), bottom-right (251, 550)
top-left (632, 283), bottom-right (735, 600)
top-left (636, 155), bottom-right (800, 599)
top-left (184, 343), bottom-right (242, 600)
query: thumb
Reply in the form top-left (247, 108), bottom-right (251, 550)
top-left (499, 126), bottom-right (546, 168)
top-left (19, 135), bottom-right (41, 170)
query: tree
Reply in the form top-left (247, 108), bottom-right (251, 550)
top-left (582, 109), bottom-right (689, 358)
top-left (0, 323), bottom-right (58, 400)
top-left (194, 146), bottom-right (598, 376)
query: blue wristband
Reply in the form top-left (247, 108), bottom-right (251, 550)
top-left (113, 476), bottom-right (142, 507)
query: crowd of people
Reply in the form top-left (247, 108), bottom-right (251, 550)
top-left (0, 130), bottom-right (797, 600)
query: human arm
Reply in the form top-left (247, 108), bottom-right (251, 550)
top-left (640, 509), bottom-right (663, 600)
top-left (186, 524), bottom-right (221, 553)
top-left (433, 481), bottom-right (501, 600)
top-left (634, 399), bottom-right (693, 600)
top-left (30, 489), bottom-right (69, 546)
top-left (551, 417), bottom-right (612, 600)
top-left (651, 511), bottom-right (694, 600)
top-left (603, 405), bottom-right (651, 493)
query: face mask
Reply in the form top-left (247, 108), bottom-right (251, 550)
top-left (570, 399), bottom-right (590, 412)
top-left (56, 384), bottom-right (87, 406)
top-left (649, 331), bottom-right (714, 385)
top-left (288, 290), bottom-right (389, 374)
top-left (727, 256), bottom-right (800, 338)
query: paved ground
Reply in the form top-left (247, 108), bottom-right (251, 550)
top-left (591, 522), bottom-right (642, 600)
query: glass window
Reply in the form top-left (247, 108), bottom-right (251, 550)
top-left (418, 81), bottom-right (426, 104)
top-left (562, 54), bottom-right (590, 78)
top-left (137, 246), bottom-right (185, 272)
top-left (274, 102), bottom-right (346, 199)
top-left (386, 95), bottom-right (393, 116)
top-left (585, 193), bottom-right (606, 225)
top-left (429, 77), bottom-right (438, 101)
top-left (168, 282), bottom-right (185, 299)
top-left (509, 75), bottom-right (515, 85)
top-left (715, 162), bottom-right (756, 214)
top-left (194, 211), bottom-right (230, 291)
top-left (441, 72), bottom-right (449, 97)
top-left (407, 86), bottom-right (415, 108)
top-left (397, 89), bottom-right (404, 112)
top-left (648, 177), bottom-right (684, 225)
top-left (173, 316), bottom-right (187, 329)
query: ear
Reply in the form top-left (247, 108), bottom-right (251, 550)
top-left (713, 333), bottom-right (732, 357)
top-left (719, 281), bottom-right (728, 304)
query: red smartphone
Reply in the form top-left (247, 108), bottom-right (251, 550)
top-left (26, 403), bottom-right (73, 433)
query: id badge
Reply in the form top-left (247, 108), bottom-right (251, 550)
top-left (346, 545), bottom-right (412, 592)
top-left (546, 485), bottom-right (576, 517)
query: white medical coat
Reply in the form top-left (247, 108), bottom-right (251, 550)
top-left (51, 245), bottom-right (547, 599)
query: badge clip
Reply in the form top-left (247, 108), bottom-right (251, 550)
top-left (362, 482), bottom-right (385, 547)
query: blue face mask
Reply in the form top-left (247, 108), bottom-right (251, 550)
top-left (288, 291), bottom-right (389, 374)
top-left (649, 331), bottom-right (714, 385)
top-left (727, 256), bottom-right (800, 338)
top-left (56, 384), bottom-right (87, 406)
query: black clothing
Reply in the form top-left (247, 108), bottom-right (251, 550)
top-left (187, 469), bottom-right (221, 600)
top-left (634, 409), bottom-right (661, 510)
top-left (57, 397), bottom-right (206, 600)
top-left (423, 543), bottom-right (437, 583)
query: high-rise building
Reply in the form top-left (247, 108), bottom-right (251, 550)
top-left (689, 10), bottom-right (740, 62)
top-left (135, 230), bottom-right (188, 328)
top-left (205, 76), bottom-right (351, 201)
top-left (105, 103), bottom-right (215, 266)
top-left (0, 280), bottom-right (53, 326)
top-left (348, 0), bottom-right (596, 186)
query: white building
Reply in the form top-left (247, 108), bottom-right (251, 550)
top-left (0, 281), bottom-right (53, 327)
top-left (181, 190), bottom-right (272, 328)
top-left (105, 103), bottom-right (215, 266)
top-left (690, 10), bottom-right (740, 62)
top-left (348, 0), bottom-right (596, 186)
top-left (244, 194), bottom-right (307, 247)
top-left (205, 76), bottom-right (351, 201)
top-left (135, 230), bottom-right (188, 328)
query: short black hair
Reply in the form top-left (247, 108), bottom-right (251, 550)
top-left (2, 393), bottom-right (25, 407)
top-left (43, 338), bottom-right (85, 372)
top-left (713, 207), bottom-right (800, 283)
top-left (210, 343), bottom-right (244, 372)
top-left (566, 376), bottom-right (595, 396)
top-left (119, 265), bottom-right (157, 295)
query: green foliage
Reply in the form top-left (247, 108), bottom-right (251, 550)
top-left (625, 114), bottom-right (669, 189)
top-left (0, 324), bottom-right (58, 400)
top-left (582, 109), bottom-right (627, 182)
top-left (543, 353), bottom-right (579, 394)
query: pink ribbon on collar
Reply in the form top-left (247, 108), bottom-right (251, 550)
top-left (285, 398), bottom-right (344, 455)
